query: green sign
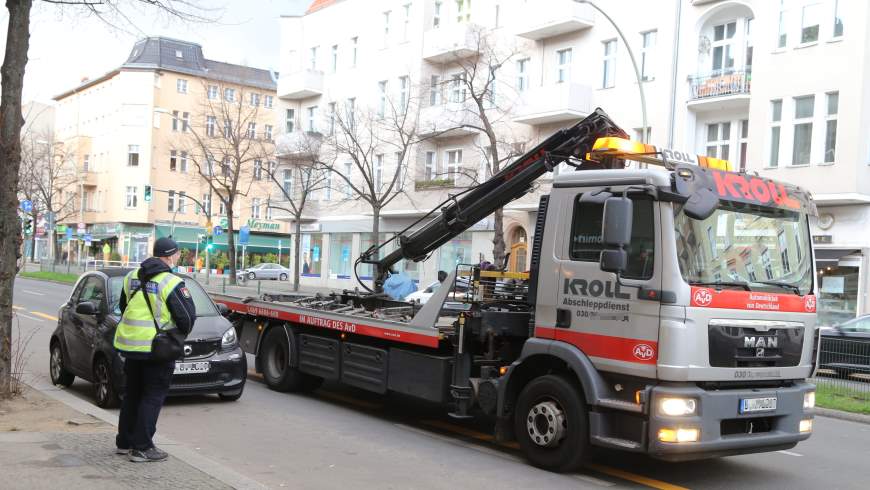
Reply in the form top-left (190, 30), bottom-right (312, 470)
top-left (219, 218), bottom-right (280, 232)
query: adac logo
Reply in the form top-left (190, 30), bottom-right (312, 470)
top-left (693, 288), bottom-right (713, 307)
top-left (804, 295), bottom-right (816, 312)
top-left (633, 343), bottom-right (655, 361)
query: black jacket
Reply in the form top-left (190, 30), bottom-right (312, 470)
top-left (120, 257), bottom-right (197, 339)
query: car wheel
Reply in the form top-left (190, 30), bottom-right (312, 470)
top-left (248, 272), bottom-right (256, 280)
top-left (279, 273), bottom-right (288, 281)
top-left (49, 341), bottom-right (75, 387)
top-left (515, 374), bottom-right (589, 473)
top-left (93, 356), bottom-right (120, 408)
top-left (260, 326), bottom-right (323, 393)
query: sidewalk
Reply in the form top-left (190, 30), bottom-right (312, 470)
top-left (0, 384), bottom-right (260, 489)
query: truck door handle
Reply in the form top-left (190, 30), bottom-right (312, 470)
top-left (556, 308), bottom-right (571, 329)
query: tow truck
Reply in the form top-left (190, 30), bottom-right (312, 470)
top-left (213, 109), bottom-right (819, 472)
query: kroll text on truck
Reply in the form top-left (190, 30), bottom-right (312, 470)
top-left (213, 109), bottom-right (819, 472)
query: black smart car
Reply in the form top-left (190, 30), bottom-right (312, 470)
top-left (48, 269), bottom-right (247, 407)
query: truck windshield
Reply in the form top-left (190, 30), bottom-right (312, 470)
top-left (674, 202), bottom-right (812, 295)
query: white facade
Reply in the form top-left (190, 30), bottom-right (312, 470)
top-left (280, 0), bottom-right (870, 322)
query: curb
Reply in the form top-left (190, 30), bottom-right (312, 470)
top-left (30, 381), bottom-right (266, 489)
top-left (815, 406), bottom-right (870, 425)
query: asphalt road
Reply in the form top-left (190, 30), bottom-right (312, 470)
top-left (12, 276), bottom-right (870, 490)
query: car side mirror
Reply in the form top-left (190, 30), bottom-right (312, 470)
top-left (600, 196), bottom-right (632, 274)
top-left (216, 302), bottom-right (230, 317)
top-left (76, 301), bottom-right (98, 316)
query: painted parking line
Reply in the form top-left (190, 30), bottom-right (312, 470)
top-left (777, 450), bottom-right (803, 457)
top-left (15, 313), bottom-right (43, 322)
top-left (22, 290), bottom-right (45, 296)
top-left (585, 464), bottom-right (690, 490)
top-left (31, 311), bottom-right (58, 322)
top-left (12, 305), bottom-right (24, 310)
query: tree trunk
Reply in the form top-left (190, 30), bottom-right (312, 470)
top-left (492, 207), bottom-right (506, 267)
top-left (226, 208), bottom-right (237, 285)
top-left (293, 217), bottom-right (301, 292)
top-left (0, 0), bottom-right (33, 398)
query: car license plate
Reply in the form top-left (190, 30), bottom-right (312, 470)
top-left (740, 397), bottom-right (777, 413)
top-left (174, 361), bottom-right (210, 375)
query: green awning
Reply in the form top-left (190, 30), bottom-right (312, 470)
top-left (155, 225), bottom-right (293, 254)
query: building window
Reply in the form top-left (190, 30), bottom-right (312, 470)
top-left (327, 102), bottom-right (336, 135)
top-left (399, 76), bottom-right (409, 112)
top-left (254, 159), bottom-right (263, 180)
top-left (383, 11), bottom-right (391, 47)
top-left (446, 149), bottom-right (461, 180)
top-left (219, 199), bottom-right (227, 216)
top-left (207, 157), bottom-right (215, 176)
top-left (285, 108), bottom-right (295, 133)
top-left (739, 120), bottom-right (749, 172)
top-left (282, 168), bottom-right (293, 196)
top-left (494, 3), bottom-right (500, 28)
top-left (450, 73), bottom-right (466, 102)
top-left (761, 249), bottom-right (773, 280)
top-left (83, 154), bottom-right (90, 172)
top-left (252, 198), bottom-right (261, 219)
top-left (172, 110), bottom-right (180, 131)
top-left (769, 99), bottom-right (782, 167)
top-left (179, 151), bottom-right (187, 173)
top-left (396, 151), bottom-right (405, 190)
top-left (265, 124), bottom-right (273, 141)
top-left (777, 1), bottom-right (787, 48)
top-left (825, 91), bottom-right (838, 163)
top-left (224, 118), bottom-right (232, 137)
top-left (351, 36), bottom-right (358, 67)
top-left (801, 3), bottom-right (821, 44)
top-left (640, 30), bottom-right (656, 81)
top-left (125, 186), bottom-right (137, 208)
top-left (792, 95), bottom-right (814, 165)
top-left (557, 47), bottom-right (573, 84)
top-left (250, 93), bottom-right (261, 107)
top-left (516, 58), bottom-right (529, 92)
top-left (170, 150), bottom-right (177, 171)
top-left (744, 17), bottom-right (754, 71)
top-left (402, 3), bottom-right (411, 41)
top-left (433, 1), bottom-right (441, 27)
top-left (181, 112), bottom-right (189, 132)
top-left (711, 21), bottom-right (736, 75)
top-left (307, 106), bottom-right (317, 132)
top-left (430, 75), bottom-right (442, 105)
top-left (206, 116), bottom-right (216, 137)
top-left (374, 154), bottom-right (384, 191)
top-left (167, 190), bottom-right (176, 212)
top-left (331, 44), bottom-right (338, 73)
top-left (264, 95), bottom-right (273, 109)
top-left (200, 193), bottom-right (212, 216)
top-left (705, 122), bottom-right (731, 160)
top-left (343, 162), bottom-right (353, 198)
top-left (324, 173), bottom-right (332, 201)
top-left (178, 191), bottom-right (186, 214)
top-left (778, 230), bottom-right (791, 273)
top-left (224, 88), bottom-right (235, 102)
top-left (265, 205), bottom-right (273, 220)
top-left (176, 79), bottom-right (187, 94)
top-left (222, 157), bottom-right (231, 177)
top-left (127, 145), bottom-right (139, 167)
top-left (247, 122), bottom-right (257, 139)
top-left (456, 0), bottom-right (471, 22)
top-left (425, 151), bottom-right (436, 180)
top-left (833, 0), bottom-right (843, 37)
top-left (601, 41), bottom-right (615, 87)
top-left (310, 46), bottom-right (318, 70)
top-left (208, 85), bottom-right (218, 100)
top-left (378, 80), bottom-right (388, 116)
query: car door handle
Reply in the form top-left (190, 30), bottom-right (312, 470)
top-left (556, 308), bottom-right (571, 329)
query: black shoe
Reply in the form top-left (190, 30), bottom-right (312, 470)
top-left (115, 447), bottom-right (130, 455)
top-left (129, 446), bottom-right (168, 463)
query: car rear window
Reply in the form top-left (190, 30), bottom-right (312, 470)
top-left (110, 276), bottom-right (218, 317)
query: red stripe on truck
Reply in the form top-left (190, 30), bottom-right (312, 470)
top-left (220, 300), bottom-right (441, 348)
top-left (535, 327), bottom-right (658, 364)
top-left (689, 287), bottom-right (816, 313)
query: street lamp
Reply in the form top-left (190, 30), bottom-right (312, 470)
top-left (575, 0), bottom-right (649, 144)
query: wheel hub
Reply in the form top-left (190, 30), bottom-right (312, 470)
top-left (50, 348), bottom-right (61, 380)
top-left (526, 400), bottom-right (566, 447)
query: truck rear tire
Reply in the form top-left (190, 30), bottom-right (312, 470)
top-left (514, 374), bottom-right (589, 472)
top-left (260, 326), bottom-right (323, 393)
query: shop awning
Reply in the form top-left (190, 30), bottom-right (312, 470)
top-left (155, 224), bottom-right (293, 255)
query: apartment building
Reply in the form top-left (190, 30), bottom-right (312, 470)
top-left (53, 37), bottom-right (279, 264)
top-left (278, 0), bottom-right (868, 322)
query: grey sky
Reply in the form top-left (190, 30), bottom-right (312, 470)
top-left (0, 0), bottom-right (310, 103)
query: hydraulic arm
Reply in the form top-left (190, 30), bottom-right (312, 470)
top-left (364, 108), bottom-right (627, 289)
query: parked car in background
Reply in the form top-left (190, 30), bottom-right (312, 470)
top-left (237, 263), bottom-right (290, 282)
top-left (49, 269), bottom-right (247, 407)
top-left (819, 315), bottom-right (870, 376)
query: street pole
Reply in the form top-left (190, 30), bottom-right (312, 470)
top-left (194, 234), bottom-right (200, 278)
top-left (278, 239), bottom-right (282, 266)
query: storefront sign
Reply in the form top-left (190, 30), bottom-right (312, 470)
top-left (219, 218), bottom-right (281, 232)
top-left (813, 235), bottom-right (833, 244)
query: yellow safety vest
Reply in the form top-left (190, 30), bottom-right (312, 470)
top-left (113, 269), bottom-right (183, 353)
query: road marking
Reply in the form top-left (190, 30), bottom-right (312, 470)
top-left (22, 290), bottom-right (45, 296)
top-left (31, 311), bottom-right (58, 321)
top-left (12, 305), bottom-right (24, 310)
top-left (585, 463), bottom-right (690, 490)
top-left (777, 450), bottom-right (803, 457)
top-left (15, 313), bottom-right (43, 322)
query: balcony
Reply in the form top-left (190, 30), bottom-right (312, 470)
top-left (418, 102), bottom-right (480, 139)
top-left (687, 70), bottom-right (751, 112)
top-left (513, 82), bottom-right (593, 126)
top-left (422, 23), bottom-right (482, 64)
top-left (79, 170), bottom-right (98, 187)
top-left (278, 69), bottom-right (324, 100)
top-left (276, 131), bottom-right (322, 159)
top-left (515, 0), bottom-right (594, 40)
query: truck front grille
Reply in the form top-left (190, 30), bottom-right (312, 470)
top-left (708, 325), bottom-right (804, 368)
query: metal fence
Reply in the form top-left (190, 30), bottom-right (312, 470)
top-left (812, 336), bottom-right (870, 401)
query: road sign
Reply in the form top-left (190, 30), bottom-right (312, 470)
top-left (66, 227), bottom-right (73, 239)
top-left (213, 225), bottom-right (223, 236)
top-left (20, 199), bottom-right (32, 212)
top-left (84, 233), bottom-right (92, 246)
top-left (239, 226), bottom-right (250, 245)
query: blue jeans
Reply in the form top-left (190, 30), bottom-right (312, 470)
top-left (116, 358), bottom-right (174, 451)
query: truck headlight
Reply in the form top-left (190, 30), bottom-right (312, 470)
top-left (659, 397), bottom-right (697, 416)
top-left (803, 391), bottom-right (815, 409)
top-left (221, 327), bottom-right (238, 349)
top-left (799, 419), bottom-right (813, 433)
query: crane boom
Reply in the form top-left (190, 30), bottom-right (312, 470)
top-left (364, 108), bottom-right (628, 289)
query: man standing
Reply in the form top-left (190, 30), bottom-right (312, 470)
top-left (114, 237), bottom-right (196, 462)
top-left (103, 241), bottom-right (111, 263)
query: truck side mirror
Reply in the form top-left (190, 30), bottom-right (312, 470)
top-left (600, 196), bottom-right (632, 274)
top-left (684, 187), bottom-right (719, 220)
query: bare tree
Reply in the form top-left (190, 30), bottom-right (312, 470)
top-left (1, 0), bottom-right (218, 398)
top-left (175, 81), bottom-right (272, 284)
top-left (265, 132), bottom-right (329, 291)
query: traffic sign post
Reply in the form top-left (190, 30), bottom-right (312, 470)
top-left (20, 199), bottom-right (32, 213)
top-left (213, 225), bottom-right (223, 236)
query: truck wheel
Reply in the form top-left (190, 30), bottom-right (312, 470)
top-left (260, 326), bottom-right (322, 392)
top-left (515, 374), bottom-right (589, 472)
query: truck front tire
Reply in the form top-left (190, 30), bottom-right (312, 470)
top-left (261, 326), bottom-right (323, 393)
top-left (515, 374), bottom-right (589, 472)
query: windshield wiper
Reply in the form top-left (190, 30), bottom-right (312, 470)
top-left (689, 280), bottom-right (752, 291)
top-left (756, 280), bottom-right (801, 294)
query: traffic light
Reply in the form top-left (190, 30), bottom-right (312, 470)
top-left (144, 185), bottom-right (153, 202)
top-left (206, 236), bottom-right (214, 252)
top-left (23, 217), bottom-right (33, 235)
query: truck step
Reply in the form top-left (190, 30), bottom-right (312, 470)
top-left (597, 398), bottom-right (643, 413)
top-left (590, 435), bottom-right (643, 451)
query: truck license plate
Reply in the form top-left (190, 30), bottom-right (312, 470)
top-left (740, 397), bottom-right (777, 413)
top-left (174, 361), bottom-right (210, 375)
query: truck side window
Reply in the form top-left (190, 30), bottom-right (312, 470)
top-left (569, 194), bottom-right (655, 280)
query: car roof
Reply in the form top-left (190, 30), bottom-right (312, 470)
top-left (96, 268), bottom-right (133, 277)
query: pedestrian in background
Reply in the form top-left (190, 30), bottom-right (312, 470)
top-left (113, 237), bottom-right (196, 462)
